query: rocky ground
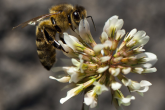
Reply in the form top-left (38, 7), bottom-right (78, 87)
top-left (0, 0), bottom-right (165, 110)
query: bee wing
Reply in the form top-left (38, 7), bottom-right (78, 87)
top-left (12, 12), bottom-right (61, 30)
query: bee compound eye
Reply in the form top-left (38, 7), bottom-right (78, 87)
top-left (51, 17), bottom-right (56, 25)
top-left (54, 25), bottom-right (62, 33)
top-left (73, 11), bottom-right (80, 20)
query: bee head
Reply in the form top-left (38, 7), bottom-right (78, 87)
top-left (72, 5), bottom-right (87, 24)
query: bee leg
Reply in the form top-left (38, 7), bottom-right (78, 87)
top-left (42, 27), bottom-right (54, 43)
top-left (59, 33), bottom-right (66, 44)
top-left (52, 40), bottom-right (68, 53)
top-left (42, 28), bottom-right (67, 53)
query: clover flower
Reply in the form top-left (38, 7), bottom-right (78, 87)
top-left (49, 15), bottom-right (157, 110)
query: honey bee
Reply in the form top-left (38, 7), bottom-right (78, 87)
top-left (13, 3), bottom-right (96, 70)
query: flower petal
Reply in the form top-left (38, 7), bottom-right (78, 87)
top-left (115, 29), bottom-right (125, 41)
top-left (97, 66), bottom-right (109, 73)
top-left (133, 46), bottom-right (145, 53)
top-left (79, 18), bottom-right (94, 43)
top-left (100, 32), bottom-right (108, 43)
top-left (124, 28), bottom-right (137, 41)
top-left (133, 31), bottom-right (146, 40)
top-left (93, 44), bottom-right (104, 53)
top-left (103, 15), bottom-right (118, 32)
top-left (142, 67), bottom-right (157, 73)
top-left (49, 76), bottom-right (70, 83)
top-left (60, 85), bottom-right (84, 104)
top-left (64, 33), bottom-right (83, 51)
top-left (60, 95), bottom-right (73, 104)
top-left (109, 68), bottom-right (120, 76)
top-left (140, 80), bottom-right (152, 87)
top-left (114, 90), bottom-right (135, 106)
top-left (115, 19), bottom-right (124, 31)
top-left (63, 67), bottom-right (78, 75)
top-left (133, 35), bottom-right (149, 48)
top-left (130, 81), bottom-right (141, 90)
top-left (122, 67), bottom-right (131, 75)
top-left (100, 56), bottom-right (111, 62)
top-left (93, 82), bottom-right (109, 95)
top-left (133, 67), bottom-right (144, 74)
top-left (111, 82), bottom-right (122, 90)
top-left (103, 40), bottom-right (112, 49)
top-left (72, 58), bottom-right (80, 67)
top-left (58, 40), bottom-right (77, 58)
top-left (84, 90), bottom-right (97, 108)
top-left (122, 79), bottom-right (132, 86)
top-left (136, 52), bottom-right (158, 68)
top-left (69, 72), bottom-right (84, 83)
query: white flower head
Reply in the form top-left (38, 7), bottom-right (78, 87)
top-left (49, 15), bottom-right (157, 109)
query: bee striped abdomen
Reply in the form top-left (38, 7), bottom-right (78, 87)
top-left (36, 37), bottom-right (56, 70)
top-left (36, 20), bottom-right (56, 70)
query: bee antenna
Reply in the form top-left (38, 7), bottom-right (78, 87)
top-left (86, 16), bottom-right (96, 31)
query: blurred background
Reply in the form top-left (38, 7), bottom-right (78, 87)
top-left (0, 0), bottom-right (165, 110)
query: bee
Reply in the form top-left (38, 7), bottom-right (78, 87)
top-left (13, 3), bottom-right (96, 70)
